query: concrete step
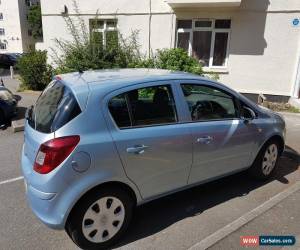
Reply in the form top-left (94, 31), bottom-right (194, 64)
top-left (11, 118), bottom-right (25, 133)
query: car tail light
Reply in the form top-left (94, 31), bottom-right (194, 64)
top-left (34, 136), bottom-right (80, 174)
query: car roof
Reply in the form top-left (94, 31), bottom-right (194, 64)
top-left (56, 68), bottom-right (260, 111)
top-left (58, 68), bottom-right (209, 92)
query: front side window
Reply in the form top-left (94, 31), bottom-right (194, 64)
top-left (89, 19), bottom-right (118, 49)
top-left (176, 19), bottom-right (231, 68)
top-left (181, 84), bottom-right (237, 121)
top-left (109, 85), bottom-right (177, 128)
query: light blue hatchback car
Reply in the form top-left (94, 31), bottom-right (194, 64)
top-left (22, 69), bottom-right (285, 249)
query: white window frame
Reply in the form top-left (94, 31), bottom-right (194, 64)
top-left (90, 19), bottom-right (117, 48)
top-left (176, 19), bottom-right (231, 69)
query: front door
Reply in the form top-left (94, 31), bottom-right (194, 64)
top-left (106, 83), bottom-right (192, 199)
top-left (178, 83), bottom-right (257, 184)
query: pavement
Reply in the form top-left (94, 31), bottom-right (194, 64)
top-left (209, 189), bottom-right (300, 250)
top-left (0, 79), bottom-right (299, 249)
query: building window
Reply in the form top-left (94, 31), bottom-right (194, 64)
top-left (0, 13), bottom-right (3, 20)
top-left (176, 19), bottom-right (231, 68)
top-left (89, 19), bottom-right (118, 48)
top-left (0, 28), bottom-right (5, 36)
top-left (28, 29), bottom-right (32, 36)
top-left (0, 43), bottom-right (6, 50)
top-left (25, 0), bottom-right (32, 7)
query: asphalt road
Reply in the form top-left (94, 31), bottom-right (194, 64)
top-left (0, 113), bottom-right (299, 250)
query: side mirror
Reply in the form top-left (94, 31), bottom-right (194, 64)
top-left (242, 106), bottom-right (256, 122)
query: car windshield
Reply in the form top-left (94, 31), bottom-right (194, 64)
top-left (0, 89), bottom-right (14, 101)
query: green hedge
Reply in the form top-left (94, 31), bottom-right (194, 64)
top-left (17, 50), bottom-right (53, 91)
top-left (137, 48), bottom-right (203, 75)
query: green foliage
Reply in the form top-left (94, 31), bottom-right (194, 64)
top-left (27, 4), bottom-right (43, 39)
top-left (204, 72), bottom-right (220, 81)
top-left (52, 2), bottom-right (142, 73)
top-left (20, 2), bottom-right (214, 90)
top-left (51, 2), bottom-right (205, 77)
top-left (137, 48), bottom-right (203, 75)
top-left (17, 50), bottom-right (53, 91)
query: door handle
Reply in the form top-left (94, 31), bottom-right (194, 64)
top-left (126, 145), bottom-right (149, 154)
top-left (196, 136), bottom-right (213, 144)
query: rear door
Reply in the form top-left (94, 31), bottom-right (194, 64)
top-left (104, 81), bottom-right (193, 199)
top-left (177, 82), bottom-right (256, 184)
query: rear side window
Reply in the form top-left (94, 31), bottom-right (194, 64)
top-left (108, 85), bottom-right (177, 128)
top-left (29, 81), bottom-right (81, 133)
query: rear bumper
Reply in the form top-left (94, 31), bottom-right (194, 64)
top-left (21, 150), bottom-right (66, 230)
top-left (24, 180), bottom-right (64, 229)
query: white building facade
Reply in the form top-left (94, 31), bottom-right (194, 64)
top-left (0, 0), bottom-right (39, 53)
top-left (38, 0), bottom-right (300, 100)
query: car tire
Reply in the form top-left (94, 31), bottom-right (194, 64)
top-left (249, 139), bottom-right (280, 180)
top-left (0, 109), bottom-right (5, 126)
top-left (65, 187), bottom-right (134, 250)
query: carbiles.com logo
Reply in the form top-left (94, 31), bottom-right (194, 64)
top-left (241, 236), bottom-right (296, 247)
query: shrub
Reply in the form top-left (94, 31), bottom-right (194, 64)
top-left (137, 48), bottom-right (203, 75)
top-left (17, 50), bottom-right (53, 90)
top-left (52, 2), bottom-right (142, 73)
top-left (52, 1), bottom-right (212, 78)
top-left (53, 27), bottom-right (142, 73)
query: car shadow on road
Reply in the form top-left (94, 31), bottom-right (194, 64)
top-left (115, 145), bottom-right (299, 248)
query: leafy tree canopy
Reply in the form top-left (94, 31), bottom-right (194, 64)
top-left (28, 4), bottom-right (43, 40)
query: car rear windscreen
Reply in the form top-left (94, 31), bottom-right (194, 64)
top-left (28, 81), bottom-right (81, 133)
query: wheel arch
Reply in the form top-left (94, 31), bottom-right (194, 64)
top-left (265, 134), bottom-right (285, 155)
top-left (65, 180), bottom-right (138, 228)
top-left (257, 134), bottom-right (285, 158)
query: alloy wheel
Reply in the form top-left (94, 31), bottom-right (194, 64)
top-left (262, 144), bottom-right (278, 176)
